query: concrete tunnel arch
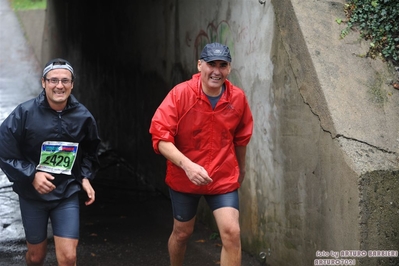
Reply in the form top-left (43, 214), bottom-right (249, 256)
top-left (43, 0), bottom-right (186, 194)
top-left (30, 0), bottom-right (399, 265)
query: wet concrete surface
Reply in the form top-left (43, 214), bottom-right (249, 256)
top-left (0, 0), bottom-right (262, 265)
top-left (0, 0), bottom-right (42, 249)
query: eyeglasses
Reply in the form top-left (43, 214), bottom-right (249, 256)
top-left (45, 78), bottom-right (73, 85)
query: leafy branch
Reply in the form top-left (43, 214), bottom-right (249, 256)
top-left (339, 0), bottom-right (399, 66)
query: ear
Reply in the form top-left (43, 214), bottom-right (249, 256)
top-left (197, 60), bottom-right (202, 72)
top-left (41, 77), bottom-right (46, 88)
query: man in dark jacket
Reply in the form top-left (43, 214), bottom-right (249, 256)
top-left (0, 58), bottom-right (101, 266)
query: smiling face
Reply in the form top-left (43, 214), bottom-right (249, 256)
top-left (41, 69), bottom-right (74, 111)
top-left (197, 60), bottom-right (231, 96)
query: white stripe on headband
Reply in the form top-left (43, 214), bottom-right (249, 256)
top-left (42, 63), bottom-right (74, 77)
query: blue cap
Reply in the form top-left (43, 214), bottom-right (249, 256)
top-left (200, 43), bottom-right (232, 62)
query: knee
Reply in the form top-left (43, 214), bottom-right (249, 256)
top-left (57, 249), bottom-right (77, 265)
top-left (220, 226), bottom-right (241, 244)
top-left (172, 227), bottom-right (194, 243)
top-left (61, 253), bottom-right (77, 265)
top-left (26, 251), bottom-right (46, 265)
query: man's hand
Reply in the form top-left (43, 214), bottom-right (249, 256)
top-left (81, 178), bottom-right (95, 205)
top-left (32, 172), bottom-right (56, 194)
top-left (183, 161), bottom-right (213, 186)
top-left (158, 140), bottom-right (213, 186)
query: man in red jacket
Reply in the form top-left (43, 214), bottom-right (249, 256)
top-left (150, 42), bottom-right (253, 266)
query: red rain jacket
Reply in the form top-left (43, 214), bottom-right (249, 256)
top-left (150, 73), bottom-right (253, 194)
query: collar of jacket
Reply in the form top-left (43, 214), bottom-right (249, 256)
top-left (191, 73), bottom-right (233, 101)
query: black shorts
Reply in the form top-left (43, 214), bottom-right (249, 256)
top-left (19, 193), bottom-right (80, 244)
top-left (168, 188), bottom-right (239, 222)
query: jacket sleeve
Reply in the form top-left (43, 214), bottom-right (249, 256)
top-left (79, 116), bottom-right (101, 181)
top-left (149, 89), bottom-right (179, 154)
top-left (0, 107), bottom-right (37, 183)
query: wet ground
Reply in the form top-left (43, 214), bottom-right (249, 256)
top-left (0, 0), bottom-right (262, 265)
top-left (0, 155), bottom-right (261, 266)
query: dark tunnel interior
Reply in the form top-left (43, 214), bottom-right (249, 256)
top-left (46, 0), bottom-right (191, 195)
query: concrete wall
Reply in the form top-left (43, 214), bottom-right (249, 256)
top-left (261, 1), bottom-right (398, 265)
top-left (20, 0), bottom-right (398, 264)
top-left (15, 9), bottom-right (45, 64)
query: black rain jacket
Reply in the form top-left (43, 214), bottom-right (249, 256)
top-left (0, 91), bottom-right (101, 201)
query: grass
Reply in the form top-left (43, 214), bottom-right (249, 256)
top-left (9, 0), bottom-right (46, 10)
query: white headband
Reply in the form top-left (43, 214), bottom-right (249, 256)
top-left (42, 63), bottom-right (74, 77)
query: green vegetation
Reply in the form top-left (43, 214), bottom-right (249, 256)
top-left (340, 0), bottom-right (399, 66)
top-left (9, 0), bottom-right (46, 10)
top-left (209, 232), bottom-right (220, 240)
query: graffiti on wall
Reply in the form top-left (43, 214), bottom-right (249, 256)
top-left (193, 20), bottom-right (242, 87)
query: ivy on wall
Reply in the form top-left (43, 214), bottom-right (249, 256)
top-left (339, 0), bottom-right (399, 66)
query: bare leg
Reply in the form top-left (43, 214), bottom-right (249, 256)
top-left (168, 217), bottom-right (196, 266)
top-left (53, 236), bottom-right (78, 266)
top-left (26, 239), bottom-right (47, 266)
top-left (213, 207), bottom-right (241, 266)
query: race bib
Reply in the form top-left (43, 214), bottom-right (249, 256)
top-left (36, 141), bottom-right (79, 175)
